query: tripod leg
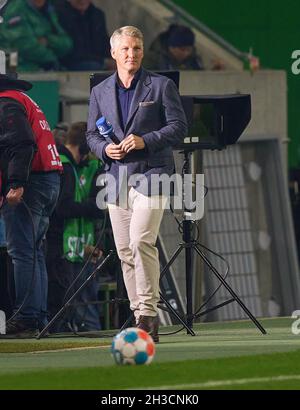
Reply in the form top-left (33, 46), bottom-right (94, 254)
top-left (159, 292), bottom-right (195, 336)
top-left (182, 219), bottom-right (195, 330)
top-left (194, 245), bottom-right (267, 335)
top-left (185, 241), bottom-right (193, 329)
top-left (159, 245), bottom-right (184, 279)
top-left (119, 312), bottom-right (135, 331)
top-left (159, 244), bottom-right (196, 334)
top-left (37, 251), bottom-right (115, 339)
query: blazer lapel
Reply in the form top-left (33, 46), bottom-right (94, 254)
top-left (103, 73), bottom-right (123, 138)
top-left (125, 69), bottom-right (151, 133)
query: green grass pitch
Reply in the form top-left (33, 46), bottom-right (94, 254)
top-left (1, 317), bottom-right (300, 390)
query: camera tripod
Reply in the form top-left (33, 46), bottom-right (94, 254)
top-left (147, 150), bottom-right (266, 335)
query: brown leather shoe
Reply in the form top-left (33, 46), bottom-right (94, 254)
top-left (137, 315), bottom-right (159, 343)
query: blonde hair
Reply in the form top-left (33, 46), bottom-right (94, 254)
top-left (110, 26), bottom-right (144, 49)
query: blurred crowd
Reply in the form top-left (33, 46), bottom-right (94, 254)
top-left (0, 0), bottom-right (222, 73)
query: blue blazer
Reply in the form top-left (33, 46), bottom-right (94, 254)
top-left (87, 68), bottom-right (188, 202)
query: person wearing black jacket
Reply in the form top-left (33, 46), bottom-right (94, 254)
top-left (144, 24), bottom-right (204, 71)
top-left (55, 0), bottom-right (113, 71)
top-left (0, 98), bottom-right (37, 198)
top-left (0, 74), bottom-right (61, 338)
top-left (46, 121), bottom-right (105, 332)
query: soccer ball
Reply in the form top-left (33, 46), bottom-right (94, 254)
top-left (111, 327), bottom-right (155, 365)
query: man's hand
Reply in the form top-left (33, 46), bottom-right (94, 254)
top-left (84, 245), bottom-right (103, 263)
top-left (105, 143), bottom-right (126, 160)
top-left (119, 134), bottom-right (145, 153)
top-left (6, 187), bottom-right (24, 205)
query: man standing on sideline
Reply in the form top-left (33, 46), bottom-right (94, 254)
top-left (87, 26), bottom-right (187, 342)
top-left (0, 74), bottom-right (61, 337)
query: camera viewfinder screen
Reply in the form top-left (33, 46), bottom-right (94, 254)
top-left (189, 103), bottom-right (215, 143)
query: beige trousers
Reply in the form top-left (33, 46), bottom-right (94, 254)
top-left (108, 188), bottom-right (167, 322)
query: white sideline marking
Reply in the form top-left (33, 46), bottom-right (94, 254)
top-left (136, 375), bottom-right (300, 390)
top-left (29, 345), bottom-right (108, 354)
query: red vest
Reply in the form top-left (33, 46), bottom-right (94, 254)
top-left (0, 90), bottom-right (62, 172)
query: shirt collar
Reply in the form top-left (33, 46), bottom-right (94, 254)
top-left (116, 68), bottom-right (142, 90)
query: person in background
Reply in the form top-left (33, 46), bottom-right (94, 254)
top-left (0, 73), bottom-right (61, 337)
top-left (46, 122), bottom-right (105, 332)
top-left (0, 0), bottom-right (72, 72)
top-left (144, 24), bottom-right (204, 71)
top-left (55, 0), bottom-right (114, 71)
top-left (52, 122), bottom-right (69, 147)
